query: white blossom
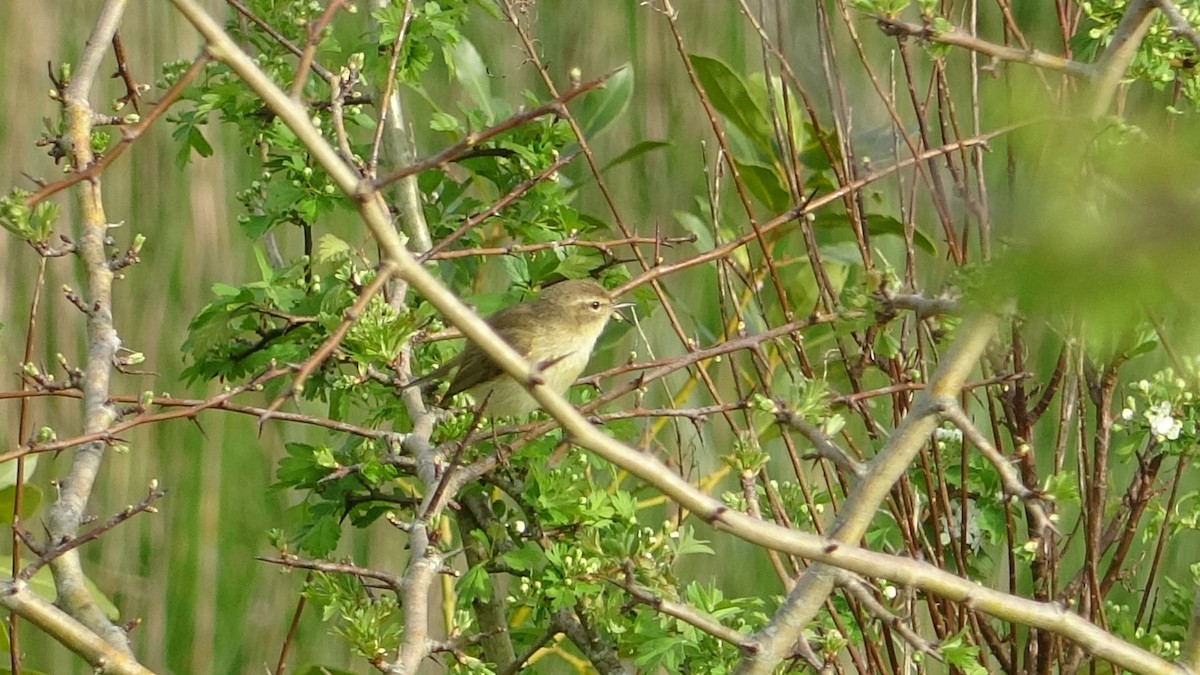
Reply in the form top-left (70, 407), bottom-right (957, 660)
top-left (1145, 401), bottom-right (1182, 442)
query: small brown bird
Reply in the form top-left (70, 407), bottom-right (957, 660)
top-left (431, 279), bottom-right (625, 416)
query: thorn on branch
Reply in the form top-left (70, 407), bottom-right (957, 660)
top-left (110, 32), bottom-right (145, 115)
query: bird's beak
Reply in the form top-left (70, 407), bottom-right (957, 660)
top-left (612, 302), bottom-right (636, 322)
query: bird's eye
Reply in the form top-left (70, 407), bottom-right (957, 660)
top-left (590, 301), bottom-right (602, 310)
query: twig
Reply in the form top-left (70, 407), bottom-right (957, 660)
top-left (26, 53), bottom-right (209, 208)
top-left (0, 388), bottom-right (410, 461)
top-left (258, 555), bottom-right (406, 594)
top-left (612, 563), bottom-right (764, 656)
top-left (427, 231), bottom-right (692, 263)
top-left (22, 484), bottom-right (165, 581)
top-left (287, 0), bottom-right (348, 99)
top-left (372, 71), bottom-right (618, 189)
top-left (0, 367), bottom-right (292, 463)
top-left (835, 571), bottom-right (944, 663)
top-left (875, 16), bottom-right (1093, 79)
top-left (776, 409), bottom-right (866, 479)
top-left (418, 151), bottom-right (581, 262)
top-left (225, 0), bottom-right (334, 81)
top-left (110, 32), bottom-right (144, 113)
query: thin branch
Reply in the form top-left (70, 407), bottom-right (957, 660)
top-left (612, 565), bottom-right (765, 657)
top-left (939, 401), bottom-right (1054, 538)
top-left (0, 387), bottom-right (410, 462)
top-left (287, 0), bottom-right (347, 99)
top-left (372, 71), bottom-right (618, 190)
top-left (26, 53), bottom-right (210, 208)
top-left (0, 367), bottom-right (292, 462)
top-left (225, 0), bottom-right (334, 81)
top-left (22, 484), bottom-right (166, 581)
top-left (875, 16), bottom-right (1093, 79)
top-left (776, 408), bottom-right (866, 479)
top-left (260, 261), bottom-right (397, 425)
top-left (835, 571), bottom-right (944, 663)
top-left (258, 555), bottom-right (407, 594)
top-left (418, 150), bottom-right (581, 262)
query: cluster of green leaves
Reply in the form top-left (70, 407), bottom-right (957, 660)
top-left (181, 243), bottom-right (424, 425)
top-left (458, 444), bottom-right (745, 672)
top-left (272, 435), bottom-right (402, 558)
top-left (1076, 0), bottom-right (1200, 111)
top-left (0, 188), bottom-right (58, 243)
top-left (303, 571), bottom-right (403, 659)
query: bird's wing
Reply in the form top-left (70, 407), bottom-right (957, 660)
top-left (442, 304), bottom-right (539, 398)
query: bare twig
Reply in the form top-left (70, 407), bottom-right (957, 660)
top-left (875, 16), bottom-right (1093, 79)
top-left (258, 555), bottom-right (407, 594)
top-left (23, 484), bottom-right (166, 581)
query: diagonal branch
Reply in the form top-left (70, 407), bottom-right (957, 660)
top-left (875, 16), bottom-right (1094, 79)
top-left (734, 313), bottom-right (1000, 674)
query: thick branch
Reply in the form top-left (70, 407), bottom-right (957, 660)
top-left (44, 0), bottom-right (140, 657)
top-left (1091, 0), bottom-right (1158, 116)
top-left (0, 582), bottom-right (152, 675)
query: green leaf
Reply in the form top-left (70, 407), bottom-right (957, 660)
top-left (315, 234), bottom-right (353, 264)
top-left (502, 541), bottom-right (546, 572)
top-left (600, 140), bottom-right (670, 173)
top-left (874, 329), bottom-right (900, 359)
top-left (0, 454), bottom-right (37, 491)
top-left (688, 54), bottom-right (774, 161)
top-left (0, 484), bottom-right (42, 525)
top-left (939, 632), bottom-right (989, 675)
top-left (449, 39), bottom-right (494, 123)
top-left (187, 125), bottom-right (213, 158)
top-left (733, 159), bottom-right (790, 212)
top-left (500, 255), bottom-right (530, 286)
top-left (575, 64), bottom-right (633, 138)
top-left (673, 210), bottom-right (714, 251)
top-left (238, 213), bottom-right (273, 239)
top-left (674, 526), bottom-right (715, 557)
top-left (429, 111), bottom-right (461, 134)
top-left (457, 564), bottom-right (492, 604)
top-left (297, 514), bottom-right (342, 557)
